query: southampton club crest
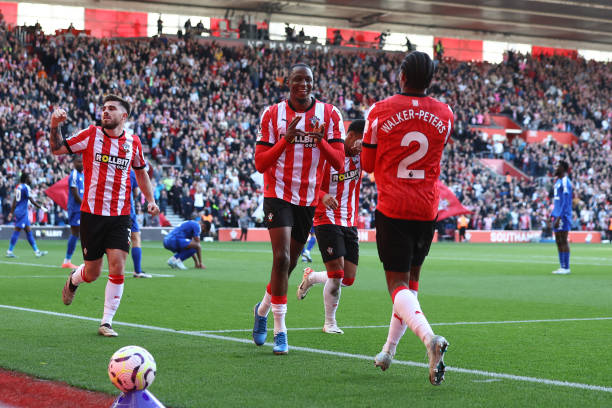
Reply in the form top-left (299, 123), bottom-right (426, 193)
top-left (267, 212), bottom-right (274, 222)
top-left (309, 115), bottom-right (321, 128)
top-left (121, 142), bottom-right (131, 153)
top-left (327, 247), bottom-right (334, 255)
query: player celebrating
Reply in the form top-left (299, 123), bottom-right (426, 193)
top-left (551, 160), bottom-right (573, 275)
top-left (251, 63), bottom-right (346, 355)
top-left (164, 218), bottom-right (206, 270)
top-left (5, 173), bottom-right (48, 258)
top-left (62, 156), bottom-right (84, 268)
top-left (50, 94), bottom-right (160, 337)
top-left (296, 120), bottom-right (365, 334)
top-left (362, 51), bottom-right (452, 385)
top-left (130, 169), bottom-right (152, 278)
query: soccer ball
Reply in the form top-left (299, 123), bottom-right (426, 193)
top-left (108, 345), bottom-right (156, 393)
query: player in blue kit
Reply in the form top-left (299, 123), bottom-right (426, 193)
top-left (130, 169), bottom-right (151, 278)
top-left (62, 156), bottom-right (84, 269)
top-left (6, 173), bottom-right (48, 258)
top-left (301, 227), bottom-right (316, 262)
top-left (551, 161), bottom-right (573, 275)
top-left (163, 219), bottom-right (207, 270)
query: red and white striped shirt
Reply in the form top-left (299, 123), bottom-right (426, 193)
top-left (65, 125), bottom-right (146, 216)
top-left (314, 155), bottom-right (362, 227)
top-left (257, 99), bottom-right (345, 206)
top-left (363, 94), bottom-right (454, 221)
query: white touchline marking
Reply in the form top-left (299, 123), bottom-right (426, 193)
top-left (0, 261), bottom-right (174, 277)
top-left (1, 304), bottom-right (611, 393)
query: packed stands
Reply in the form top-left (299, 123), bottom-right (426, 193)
top-left (0, 11), bottom-right (609, 236)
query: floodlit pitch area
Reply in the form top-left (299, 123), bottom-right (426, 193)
top-left (0, 240), bottom-right (610, 407)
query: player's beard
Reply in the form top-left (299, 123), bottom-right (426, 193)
top-left (102, 118), bottom-right (120, 129)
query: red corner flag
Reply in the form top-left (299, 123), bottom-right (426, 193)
top-left (436, 180), bottom-right (471, 221)
top-left (44, 176), bottom-right (69, 211)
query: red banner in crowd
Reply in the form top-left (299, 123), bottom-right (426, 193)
top-left (532, 46), bottom-right (577, 59)
top-left (437, 180), bottom-right (471, 220)
top-left (327, 27), bottom-right (380, 47)
top-left (0, 2), bottom-right (17, 26)
top-left (434, 37), bottom-right (483, 61)
top-left (44, 176), bottom-right (69, 211)
top-left (523, 130), bottom-right (577, 145)
top-left (84, 8), bottom-right (147, 38)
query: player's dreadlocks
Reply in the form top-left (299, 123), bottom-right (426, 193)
top-left (400, 51), bottom-right (436, 91)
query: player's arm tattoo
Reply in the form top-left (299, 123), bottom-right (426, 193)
top-left (50, 126), bottom-right (64, 153)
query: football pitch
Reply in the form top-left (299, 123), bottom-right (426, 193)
top-left (0, 239), bottom-right (610, 407)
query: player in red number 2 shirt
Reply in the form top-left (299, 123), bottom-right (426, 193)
top-left (49, 94), bottom-right (159, 337)
top-left (251, 63), bottom-right (345, 354)
top-left (362, 52), bottom-right (454, 385)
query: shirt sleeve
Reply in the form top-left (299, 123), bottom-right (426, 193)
top-left (361, 104), bottom-right (378, 173)
top-left (445, 105), bottom-right (454, 145)
top-left (256, 106), bottom-right (276, 146)
top-left (326, 106), bottom-right (346, 143)
top-left (131, 136), bottom-right (147, 169)
top-left (65, 125), bottom-right (95, 154)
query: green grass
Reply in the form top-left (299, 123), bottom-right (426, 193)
top-left (0, 240), bottom-right (611, 407)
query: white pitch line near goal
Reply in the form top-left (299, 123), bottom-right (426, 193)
top-left (1, 304), bottom-right (611, 394)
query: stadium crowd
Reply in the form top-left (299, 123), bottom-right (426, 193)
top-left (0, 11), bottom-right (610, 238)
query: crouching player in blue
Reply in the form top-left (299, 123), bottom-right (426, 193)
top-left (130, 169), bottom-right (151, 278)
top-left (62, 156), bottom-right (84, 268)
top-left (163, 218), bottom-right (207, 270)
top-left (551, 160), bottom-right (573, 275)
top-left (6, 173), bottom-right (48, 258)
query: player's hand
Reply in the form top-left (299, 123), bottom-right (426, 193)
top-left (6, 213), bottom-right (12, 222)
top-left (195, 263), bottom-right (206, 269)
top-left (147, 202), bottom-right (160, 216)
top-left (283, 116), bottom-right (304, 144)
top-left (553, 217), bottom-right (560, 229)
top-left (322, 194), bottom-right (338, 210)
top-left (50, 109), bottom-right (67, 127)
top-left (306, 122), bottom-right (325, 143)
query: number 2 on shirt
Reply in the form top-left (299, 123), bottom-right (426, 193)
top-left (397, 131), bottom-right (428, 179)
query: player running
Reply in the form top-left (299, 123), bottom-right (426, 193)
top-left (50, 94), bottom-right (159, 337)
top-left (551, 160), bottom-right (573, 275)
top-left (62, 156), bottom-right (84, 268)
top-left (363, 51), bottom-right (453, 385)
top-left (5, 173), bottom-right (48, 258)
top-left (251, 63), bottom-right (346, 354)
top-left (296, 119), bottom-right (365, 334)
top-left (163, 218), bottom-right (207, 270)
top-left (130, 169), bottom-right (151, 278)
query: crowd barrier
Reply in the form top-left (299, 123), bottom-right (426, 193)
top-left (0, 226), bottom-right (602, 244)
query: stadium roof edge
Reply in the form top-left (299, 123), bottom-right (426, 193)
top-left (7, 0), bottom-right (612, 51)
